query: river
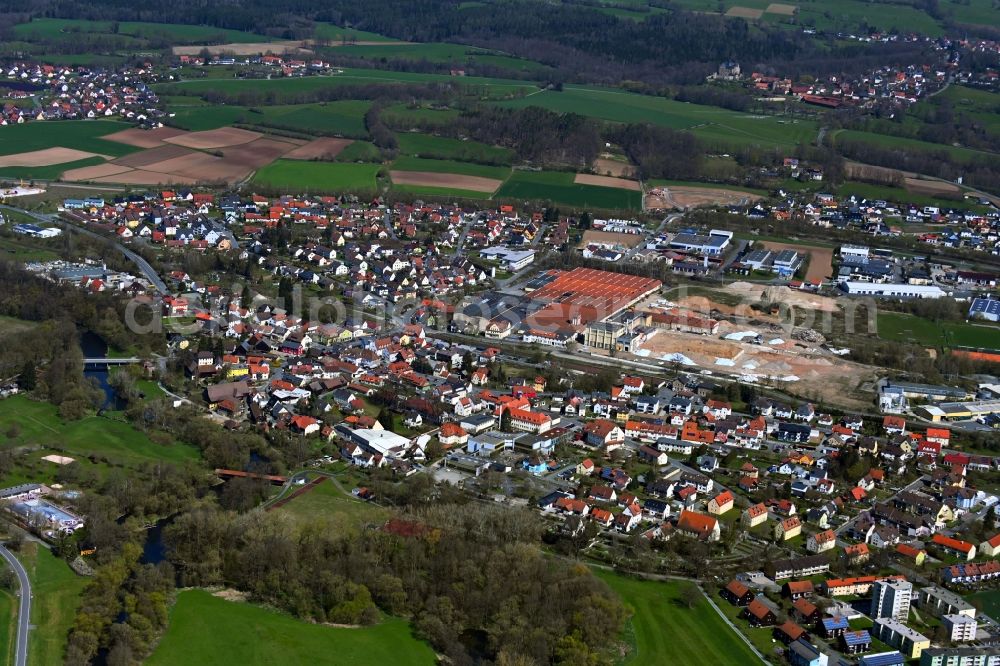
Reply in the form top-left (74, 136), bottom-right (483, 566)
top-left (80, 330), bottom-right (126, 410)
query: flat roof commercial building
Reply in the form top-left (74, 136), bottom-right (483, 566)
top-left (669, 229), bottom-right (733, 255)
top-left (918, 400), bottom-right (1000, 423)
top-left (969, 298), bottom-right (1000, 322)
top-left (840, 282), bottom-right (946, 299)
top-left (479, 247), bottom-right (536, 271)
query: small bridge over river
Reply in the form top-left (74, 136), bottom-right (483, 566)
top-left (83, 357), bottom-right (142, 365)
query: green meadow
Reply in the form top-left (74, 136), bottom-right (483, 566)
top-left (277, 477), bottom-right (389, 534)
top-left (0, 121), bottom-right (139, 157)
top-left (147, 590), bottom-right (435, 666)
top-left (335, 141), bottom-right (381, 163)
top-left (395, 132), bottom-right (514, 164)
top-left (382, 104), bottom-right (461, 127)
top-left (12, 18), bottom-right (270, 44)
top-left (162, 68), bottom-right (539, 99)
top-left (167, 102), bottom-right (370, 136)
top-left (323, 41), bottom-right (550, 73)
top-left (0, 395), bottom-right (199, 487)
top-left (390, 156), bottom-right (511, 180)
top-left (497, 170), bottom-right (642, 210)
top-left (594, 570), bottom-right (762, 665)
top-left (313, 23), bottom-right (397, 43)
top-left (20, 544), bottom-right (88, 666)
top-left (877, 311), bottom-right (1000, 350)
top-left (253, 160), bottom-right (381, 192)
top-left (498, 86), bottom-right (816, 148)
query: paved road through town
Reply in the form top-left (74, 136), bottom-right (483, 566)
top-left (0, 204), bottom-right (168, 294)
top-left (0, 544), bottom-right (31, 666)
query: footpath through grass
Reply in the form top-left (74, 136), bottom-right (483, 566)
top-left (147, 589), bottom-right (436, 666)
top-left (594, 570), bottom-right (761, 665)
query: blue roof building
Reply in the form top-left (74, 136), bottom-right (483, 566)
top-left (858, 651), bottom-right (905, 666)
top-left (841, 630), bottom-right (872, 654)
top-left (822, 615), bottom-right (850, 637)
top-left (788, 638), bottom-right (828, 666)
top-left (969, 297), bottom-right (1000, 323)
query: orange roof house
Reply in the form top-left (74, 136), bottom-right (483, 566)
top-left (708, 490), bottom-right (735, 515)
top-left (676, 509), bottom-right (720, 542)
top-left (932, 534), bottom-right (976, 560)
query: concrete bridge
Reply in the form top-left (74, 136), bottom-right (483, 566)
top-left (83, 357), bottom-right (142, 365)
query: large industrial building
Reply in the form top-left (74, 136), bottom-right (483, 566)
top-left (917, 400), bottom-right (1000, 423)
top-left (669, 229), bottom-right (733, 256)
top-left (840, 282), bottom-right (946, 299)
top-left (969, 298), bottom-right (1000, 322)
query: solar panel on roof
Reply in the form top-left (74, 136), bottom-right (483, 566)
top-left (842, 631), bottom-right (871, 646)
top-left (858, 652), bottom-right (904, 666)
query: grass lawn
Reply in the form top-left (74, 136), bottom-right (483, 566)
top-left (277, 476), bottom-right (389, 533)
top-left (395, 133), bottom-right (514, 165)
top-left (594, 570), bottom-right (762, 665)
top-left (242, 102), bottom-right (371, 137)
top-left (313, 23), bottom-right (397, 43)
top-left (335, 140), bottom-right (381, 163)
top-left (969, 590), bottom-right (1000, 617)
top-left (877, 311), bottom-right (1000, 350)
top-left (135, 379), bottom-right (166, 401)
top-left (168, 106), bottom-right (253, 131)
top-left (17, 542), bottom-right (87, 666)
top-left (0, 121), bottom-right (139, 158)
top-left (382, 104), bottom-right (461, 127)
top-left (390, 156), bottom-right (511, 180)
top-left (0, 316), bottom-right (40, 337)
top-left (147, 589), bottom-right (435, 666)
top-left (0, 585), bottom-right (13, 666)
top-left (497, 170), bottom-right (642, 210)
top-left (0, 235), bottom-right (59, 262)
top-left (252, 160), bottom-right (381, 193)
top-left (0, 395), bottom-right (199, 482)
